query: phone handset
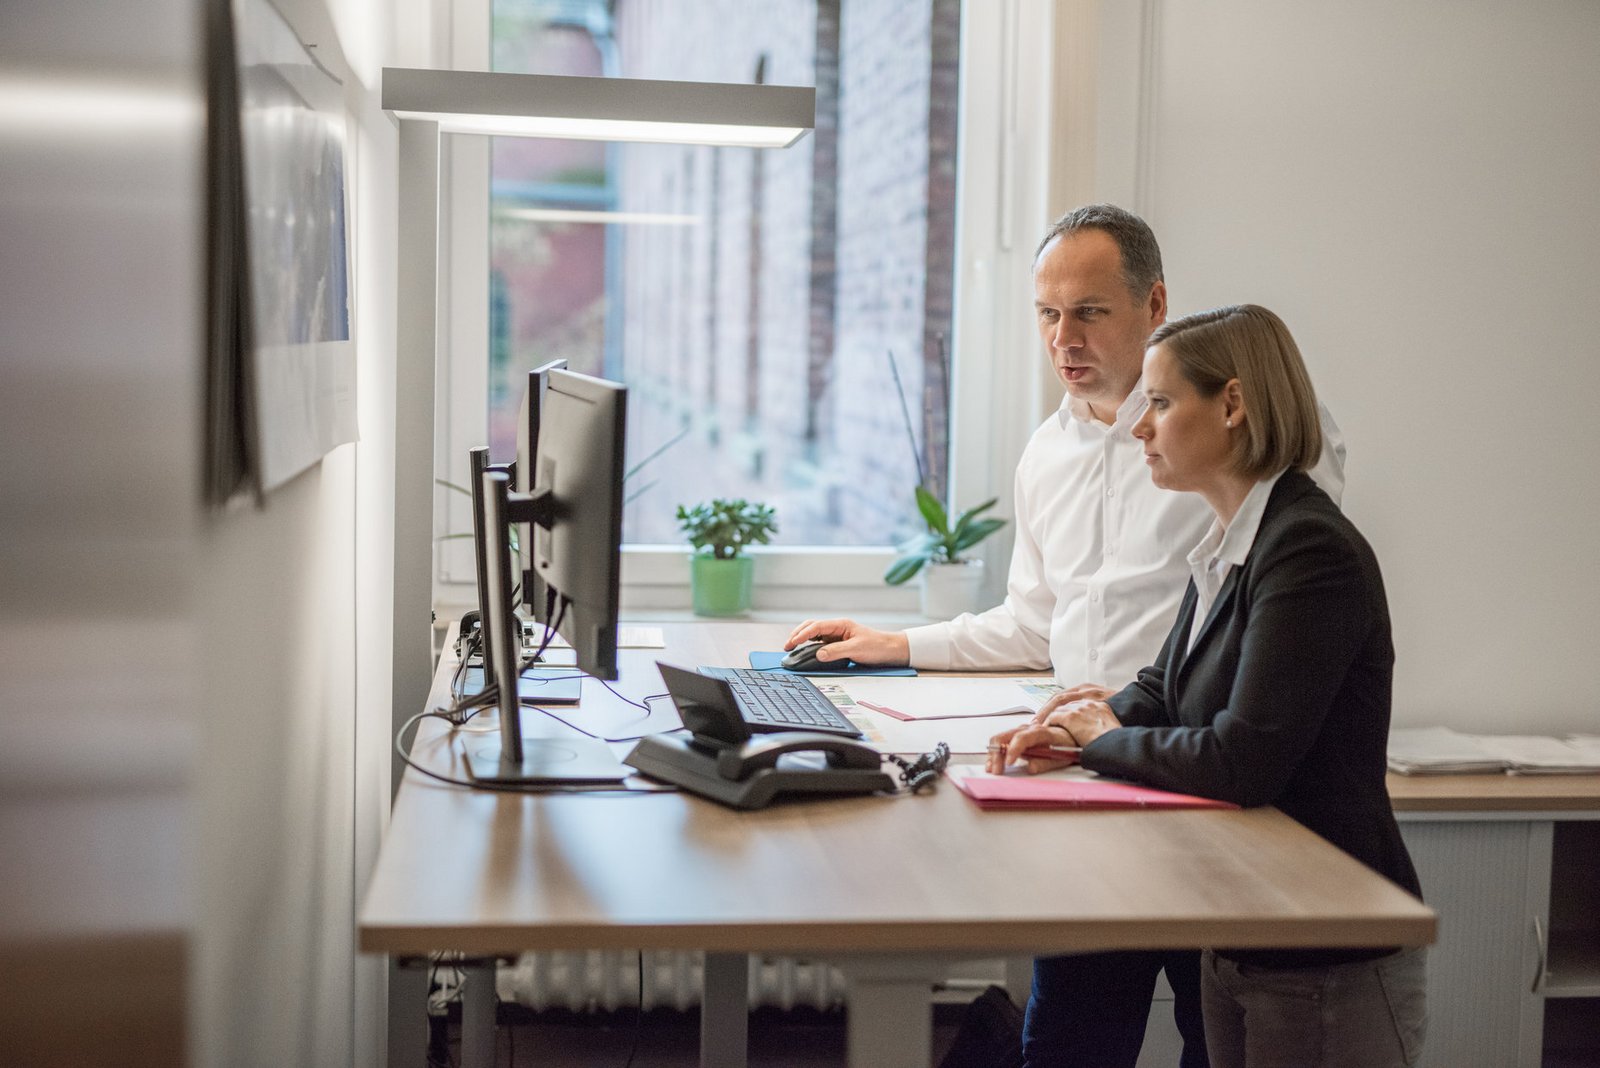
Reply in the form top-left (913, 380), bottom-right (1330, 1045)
top-left (714, 732), bottom-right (883, 782)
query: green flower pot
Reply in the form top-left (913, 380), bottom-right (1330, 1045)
top-left (691, 554), bottom-right (754, 617)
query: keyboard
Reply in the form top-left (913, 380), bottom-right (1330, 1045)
top-left (698, 668), bottom-right (863, 738)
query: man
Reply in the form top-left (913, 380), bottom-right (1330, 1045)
top-left (786, 204), bottom-right (1345, 1068)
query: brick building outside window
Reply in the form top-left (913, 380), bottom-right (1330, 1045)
top-left (487, 0), bottom-right (961, 549)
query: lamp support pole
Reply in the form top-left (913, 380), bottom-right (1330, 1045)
top-left (392, 117), bottom-right (441, 798)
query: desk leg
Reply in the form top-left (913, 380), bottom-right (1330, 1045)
top-left (459, 961), bottom-right (497, 1068)
top-left (835, 956), bottom-right (939, 1068)
top-left (388, 958), bottom-right (429, 1068)
top-left (701, 952), bottom-right (749, 1068)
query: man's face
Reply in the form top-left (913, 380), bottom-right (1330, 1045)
top-left (1033, 230), bottom-right (1167, 422)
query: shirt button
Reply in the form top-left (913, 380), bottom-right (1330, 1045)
top-left (1091, 591), bottom-right (1101, 603)
top-left (1106, 487), bottom-right (1115, 497)
top-left (1089, 650), bottom-right (1099, 661)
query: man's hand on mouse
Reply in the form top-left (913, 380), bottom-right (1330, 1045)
top-left (784, 618), bottom-right (911, 667)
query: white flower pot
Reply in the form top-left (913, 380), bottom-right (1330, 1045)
top-left (920, 558), bottom-right (986, 619)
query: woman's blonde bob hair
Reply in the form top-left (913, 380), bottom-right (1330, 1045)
top-left (1146, 304), bottom-right (1321, 479)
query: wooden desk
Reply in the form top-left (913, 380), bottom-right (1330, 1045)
top-left (1388, 771), bottom-right (1600, 813)
top-left (360, 622), bottom-right (1435, 1068)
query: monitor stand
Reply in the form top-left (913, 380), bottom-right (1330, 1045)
top-left (461, 734), bottom-right (628, 785)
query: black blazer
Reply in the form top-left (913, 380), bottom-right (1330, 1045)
top-left (1084, 471), bottom-right (1421, 941)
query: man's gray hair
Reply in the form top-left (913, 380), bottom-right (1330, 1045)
top-left (1034, 204), bottom-right (1164, 299)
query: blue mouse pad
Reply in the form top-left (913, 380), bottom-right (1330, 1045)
top-left (747, 651), bottom-right (917, 677)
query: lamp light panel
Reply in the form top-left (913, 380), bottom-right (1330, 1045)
top-left (383, 68), bottom-right (814, 148)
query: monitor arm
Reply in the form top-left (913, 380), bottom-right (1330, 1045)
top-left (503, 486), bottom-right (557, 529)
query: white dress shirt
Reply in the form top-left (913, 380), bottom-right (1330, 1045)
top-left (904, 383), bottom-right (1345, 688)
top-left (1186, 469), bottom-right (1285, 653)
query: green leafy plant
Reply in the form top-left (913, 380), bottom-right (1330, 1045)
top-left (884, 486), bottom-right (1007, 586)
top-left (877, 346), bottom-right (1006, 585)
top-left (675, 498), bottom-right (777, 559)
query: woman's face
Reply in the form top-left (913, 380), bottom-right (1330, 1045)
top-left (1131, 343), bottom-right (1237, 493)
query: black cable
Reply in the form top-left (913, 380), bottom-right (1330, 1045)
top-left (443, 596), bottom-right (569, 723)
top-left (496, 987), bottom-right (509, 1068)
top-left (533, 692), bottom-right (682, 744)
top-left (623, 949), bottom-right (644, 1068)
top-left (425, 954), bottom-right (461, 1068)
top-left (525, 595), bottom-right (568, 666)
top-left (444, 630), bottom-right (502, 724)
top-left (884, 742), bottom-right (951, 793)
top-left (424, 959), bottom-right (447, 1068)
top-left (449, 625), bottom-right (483, 706)
top-left (598, 676), bottom-right (651, 711)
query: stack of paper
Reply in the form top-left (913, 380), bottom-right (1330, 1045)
top-left (838, 676), bottom-right (1055, 720)
top-left (1495, 734), bottom-right (1600, 775)
top-left (828, 677), bottom-right (1059, 755)
top-left (1386, 727), bottom-right (1509, 775)
top-left (1388, 727), bottom-right (1600, 775)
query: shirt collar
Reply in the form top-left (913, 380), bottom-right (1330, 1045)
top-left (1188, 468), bottom-right (1288, 571)
top-left (1057, 377), bottom-right (1148, 431)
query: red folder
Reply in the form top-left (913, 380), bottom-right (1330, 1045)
top-left (951, 773), bottom-right (1238, 811)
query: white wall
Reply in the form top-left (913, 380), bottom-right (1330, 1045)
top-left (1048, 0), bottom-right (1600, 733)
top-left (1, 0), bottom-right (203, 1061)
top-left (2, 0), bottom-right (416, 1064)
top-left (194, 0), bottom-right (417, 1062)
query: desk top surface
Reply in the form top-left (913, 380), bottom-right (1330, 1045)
top-left (359, 622), bottom-right (1435, 957)
top-left (1387, 771), bottom-right (1600, 812)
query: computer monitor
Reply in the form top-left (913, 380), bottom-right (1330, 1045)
top-left (523, 369), bottom-right (626, 681)
top-left (464, 444), bottom-right (581, 704)
top-left (466, 445), bottom-right (503, 673)
top-left (464, 469), bottom-right (626, 786)
top-left (516, 358), bottom-right (567, 625)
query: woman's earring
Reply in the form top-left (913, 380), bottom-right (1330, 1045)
top-left (1225, 419), bottom-right (1233, 427)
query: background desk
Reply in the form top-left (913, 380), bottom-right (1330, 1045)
top-left (1388, 773), bottom-right (1600, 1068)
top-left (360, 622), bottom-right (1435, 1068)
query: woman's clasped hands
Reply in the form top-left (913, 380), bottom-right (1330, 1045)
top-left (985, 683), bottom-right (1123, 775)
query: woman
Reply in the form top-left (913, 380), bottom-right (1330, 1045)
top-left (989, 305), bottom-right (1426, 1068)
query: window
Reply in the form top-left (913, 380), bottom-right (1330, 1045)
top-left (437, 0), bottom-right (1052, 613)
top-left (487, 0), bottom-right (960, 549)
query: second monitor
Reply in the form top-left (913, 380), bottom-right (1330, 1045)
top-left (509, 367), bottom-right (627, 681)
top-left (461, 367), bottom-right (629, 787)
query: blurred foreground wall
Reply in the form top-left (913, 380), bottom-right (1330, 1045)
top-left (0, 0), bottom-right (409, 1063)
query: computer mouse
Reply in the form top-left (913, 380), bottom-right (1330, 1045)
top-left (781, 639), bottom-right (835, 672)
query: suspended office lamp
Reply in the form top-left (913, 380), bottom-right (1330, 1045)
top-left (381, 68), bottom-right (816, 785)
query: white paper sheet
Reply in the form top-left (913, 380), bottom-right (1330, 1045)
top-left (832, 676), bottom-right (1060, 720)
top-left (809, 680), bottom-right (1040, 755)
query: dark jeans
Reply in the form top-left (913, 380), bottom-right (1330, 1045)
top-left (1201, 948), bottom-right (1427, 1068)
top-left (1022, 949), bottom-right (1209, 1068)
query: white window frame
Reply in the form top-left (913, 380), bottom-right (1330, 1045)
top-left (432, 0), bottom-right (1064, 619)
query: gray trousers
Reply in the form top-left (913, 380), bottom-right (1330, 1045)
top-left (1200, 947), bottom-right (1427, 1068)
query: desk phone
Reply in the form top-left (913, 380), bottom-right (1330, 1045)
top-left (623, 663), bottom-right (894, 809)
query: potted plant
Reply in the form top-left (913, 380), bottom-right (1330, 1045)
top-left (885, 485), bottom-right (1007, 618)
top-left (676, 498), bottom-right (778, 617)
